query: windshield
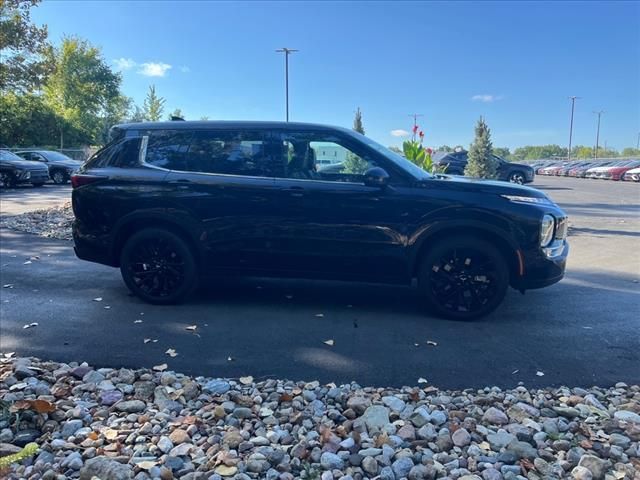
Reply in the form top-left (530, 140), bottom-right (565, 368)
top-left (347, 130), bottom-right (432, 180)
top-left (44, 151), bottom-right (76, 162)
top-left (0, 150), bottom-right (26, 161)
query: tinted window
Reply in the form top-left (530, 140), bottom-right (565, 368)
top-left (145, 131), bottom-right (193, 169)
top-left (276, 131), bottom-right (379, 183)
top-left (85, 138), bottom-right (141, 168)
top-left (184, 130), bottom-right (269, 176)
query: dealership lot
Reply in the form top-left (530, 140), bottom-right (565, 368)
top-left (0, 176), bottom-right (638, 388)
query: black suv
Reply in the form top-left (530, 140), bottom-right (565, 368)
top-left (16, 150), bottom-right (82, 184)
top-left (434, 150), bottom-right (535, 184)
top-left (0, 149), bottom-right (50, 187)
top-left (72, 121), bottom-right (568, 319)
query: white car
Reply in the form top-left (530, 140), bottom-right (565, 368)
top-left (585, 161), bottom-right (627, 179)
top-left (622, 166), bottom-right (640, 182)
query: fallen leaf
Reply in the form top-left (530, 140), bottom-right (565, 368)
top-left (418, 377), bottom-right (428, 384)
top-left (143, 339), bottom-right (151, 344)
top-left (23, 260), bottom-right (32, 265)
top-left (478, 441), bottom-right (491, 450)
top-left (93, 297), bottom-right (102, 302)
top-left (134, 319), bottom-right (143, 324)
top-left (414, 343), bottom-right (419, 347)
top-left (512, 369), bottom-right (519, 374)
top-left (185, 325), bottom-right (197, 331)
top-left (22, 322), bottom-right (38, 329)
top-left (153, 363), bottom-right (168, 372)
top-left (137, 461), bottom-right (158, 470)
top-left (104, 306), bottom-right (111, 310)
top-left (536, 371), bottom-right (545, 377)
top-left (280, 393), bottom-right (293, 402)
top-left (104, 428), bottom-right (118, 440)
top-left (3, 284), bottom-right (14, 288)
top-left (165, 348), bottom-right (178, 357)
top-left (323, 339), bottom-right (334, 346)
top-left (88, 431), bottom-right (99, 440)
top-left (239, 376), bottom-right (254, 385)
top-left (10, 399), bottom-right (55, 413)
top-left (227, 356), bottom-right (234, 362)
top-left (426, 340), bottom-right (438, 347)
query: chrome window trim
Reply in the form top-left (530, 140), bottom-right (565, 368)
top-left (139, 135), bottom-right (170, 172)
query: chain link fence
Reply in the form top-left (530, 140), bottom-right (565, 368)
top-left (6, 146), bottom-right (98, 162)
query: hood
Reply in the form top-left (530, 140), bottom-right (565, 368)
top-left (426, 175), bottom-right (548, 198)
top-left (54, 159), bottom-right (83, 168)
top-left (0, 158), bottom-right (48, 170)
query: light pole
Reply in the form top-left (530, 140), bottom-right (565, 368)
top-left (637, 132), bottom-right (639, 150)
top-left (567, 96), bottom-right (580, 161)
top-left (593, 111), bottom-right (604, 159)
top-left (276, 48), bottom-right (298, 122)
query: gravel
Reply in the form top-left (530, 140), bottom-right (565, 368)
top-left (0, 203), bottom-right (73, 240)
top-left (0, 354), bottom-right (638, 480)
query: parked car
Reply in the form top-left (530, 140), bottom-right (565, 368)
top-left (0, 149), bottom-right (50, 187)
top-left (16, 150), bottom-right (82, 184)
top-left (72, 121), bottom-right (568, 320)
top-left (585, 161), bottom-right (633, 179)
top-left (568, 161), bottom-right (610, 178)
top-left (554, 161), bottom-right (589, 176)
top-left (622, 166), bottom-right (640, 182)
top-left (598, 160), bottom-right (640, 181)
top-left (432, 151), bottom-right (534, 184)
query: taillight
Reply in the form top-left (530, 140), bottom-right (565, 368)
top-left (71, 174), bottom-right (106, 189)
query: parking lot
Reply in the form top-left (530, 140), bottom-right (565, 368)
top-left (0, 176), bottom-right (638, 389)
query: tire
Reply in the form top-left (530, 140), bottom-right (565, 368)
top-left (120, 228), bottom-right (198, 304)
top-left (0, 172), bottom-right (16, 188)
top-left (418, 236), bottom-right (509, 320)
top-left (52, 170), bottom-right (67, 184)
top-left (32, 182), bottom-right (45, 187)
top-left (509, 171), bottom-right (525, 184)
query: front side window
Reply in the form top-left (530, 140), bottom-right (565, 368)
top-left (184, 130), bottom-right (269, 176)
top-left (276, 131), bottom-right (378, 183)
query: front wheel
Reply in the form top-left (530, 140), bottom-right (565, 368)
top-left (52, 170), bottom-right (67, 184)
top-left (418, 236), bottom-right (509, 320)
top-left (509, 171), bottom-right (526, 184)
top-left (120, 228), bottom-right (198, 304)
top-left (0, 172), bottom-right (16, 188)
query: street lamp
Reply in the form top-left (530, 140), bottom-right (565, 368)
top-left (276, 48), bottom-right (298, 122)
top-left (567, 96), bottom-right (581, 161)
top-left (593, 111), bottom-right (604, 160)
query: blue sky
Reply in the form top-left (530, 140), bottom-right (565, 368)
top-left (32, 1), bottom-right (639, 150)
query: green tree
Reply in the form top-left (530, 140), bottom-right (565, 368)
top-left (512, 145), bottom-right (567, 160)
top-left (464, 117), bottom-right (498, 179)
top-left (168, 108), bottom-right (184, 120)
top-left (622, 147), bottom-right (640, 157)
top-left (353, 107), bottom-right (365, 135)
top-left (437, 145), bottom-right (453, 152)
top-left (43, 36), bottom-right (122, 147)
top-left (0, 0), bottom-right (51, 92)
top-left (143, 85), bottom-right (165, 121)
top-left (200, 115), bottom-right (210, 121)
top-left (0, 92), bottom-right (61, 146)
top-left (127, 105), bottom-right (146, 123)
top-left (493, 147), bottom-right (511, 160)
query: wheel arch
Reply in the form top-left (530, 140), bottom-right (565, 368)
top-left (110, 210), bottom-right (202, 267)
top-left (411, 223), bottom-right (522, 283)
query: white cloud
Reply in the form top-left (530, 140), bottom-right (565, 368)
top-left (138, 62), bottom-right (172, 77)
top-left (113, 58), bottom-right (136, 70)
top-left (179, 65), bottom-right (190, 73)
top-left (391, 129), bottom-right (410, 137)
top-left (471, 94), bottom-right (504, 103)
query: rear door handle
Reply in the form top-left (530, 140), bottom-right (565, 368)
top-left (283, 186), bottom-right (304, 197)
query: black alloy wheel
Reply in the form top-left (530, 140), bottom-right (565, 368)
top-left (120, 228), bottom-right (197, 304)
top-left (509, 171), bottom-right (525, 184)
top-left (419, 236), bottom-right (509, 320)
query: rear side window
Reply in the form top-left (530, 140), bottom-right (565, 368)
top-left (145, 131), bottom-right (193, 170)
top-left (85, 138), bottom-right (141, 168)
top-left (184, 130), bottom-right (269, 176)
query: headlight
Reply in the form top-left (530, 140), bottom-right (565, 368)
top-left (20, 170), bottom-right (31, 179)
top-left (540, 214), bottom-right (555, 247)
top-left (502, 195), bottom-right (551, 205)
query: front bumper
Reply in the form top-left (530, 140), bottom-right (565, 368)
top-left (513, 240), bottom-right (569, 290)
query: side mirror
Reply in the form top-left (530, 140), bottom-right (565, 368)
top-left (363, 167), bottom-right (390, 188)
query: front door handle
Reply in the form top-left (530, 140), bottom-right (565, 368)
top-left (283, 186), bottom-right (304, 197)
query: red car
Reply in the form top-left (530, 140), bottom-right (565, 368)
top-left (601, 160), bottom-right (640, 180)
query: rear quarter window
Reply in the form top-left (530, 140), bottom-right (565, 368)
top-left (85, 138), bottom-right (141, 168)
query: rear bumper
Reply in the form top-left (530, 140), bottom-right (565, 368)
top-left (72, 220), bottom-right (117, 267)
top-left (512, 241), bottom-right (569, 290)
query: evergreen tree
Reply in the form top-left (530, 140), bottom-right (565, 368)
top-left (353, 107), bottom-right (365, 135)
top-left (143, 85), bottom-right (165, 121)
top-left (464, 117), bottom-right (498, 179)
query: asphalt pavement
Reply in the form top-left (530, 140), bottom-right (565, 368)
top-left (0, 177), bottom-right (638, 389)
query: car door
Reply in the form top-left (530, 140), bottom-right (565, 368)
top-left (268, 129), bottom-right (410, 281)
top-left (157, 128), bottom-right (282, 272)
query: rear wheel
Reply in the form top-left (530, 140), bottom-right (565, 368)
top-left (418, 236), bottom-right (509, 320)
top-left (120, 228), bottom-right (198, 304)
